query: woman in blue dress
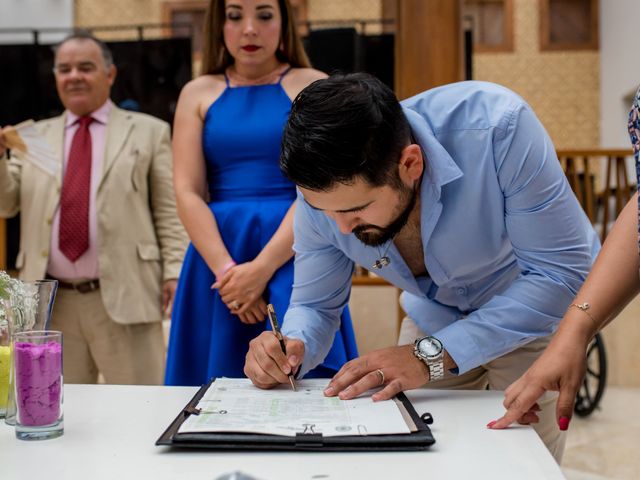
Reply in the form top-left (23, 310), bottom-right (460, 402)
top-left (165, 0), bottom-right (358, 385)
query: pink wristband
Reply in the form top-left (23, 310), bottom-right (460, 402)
top-left (218, 260), bottom-right (236, 278)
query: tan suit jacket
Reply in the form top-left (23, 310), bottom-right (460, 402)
top-left (0, 106), bottom-right (188, 324)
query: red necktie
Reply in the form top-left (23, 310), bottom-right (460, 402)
top-left (59, 116), bottom-right (93, 262)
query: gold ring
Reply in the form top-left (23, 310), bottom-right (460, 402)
top-left (231, 301), bottom-right (240, 310)
top-left (375, 369), bottom-right (385, 386)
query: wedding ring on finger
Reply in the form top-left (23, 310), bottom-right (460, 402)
top-left (231, 300), bottom-right (241, 310)
top-left (375, 369), bottom-right (385, 386)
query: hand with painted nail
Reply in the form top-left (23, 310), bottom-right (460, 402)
top-left (323, 345), bottom-right (430, 402)
top-left (244, 331), bottom-right (305, 389)
top-left (488, 325), bottom-right (589, 431)
top-left (487, 403), bottom-right (541, 429)
top-left (491, 193), bottom-right (640, 431)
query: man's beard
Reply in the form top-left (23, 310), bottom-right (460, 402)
top-left (352, 182), bottom-right (417, 247)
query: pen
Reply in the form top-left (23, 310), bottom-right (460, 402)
top-left (266, 303), bottom-right (297, 391)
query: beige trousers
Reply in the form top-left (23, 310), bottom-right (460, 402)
top-left (399, 316), bottom-right (566, 463)
top-left (50, 287), bottom-right (165, 385)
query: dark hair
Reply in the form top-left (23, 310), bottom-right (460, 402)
top-left (201, 0), bottom-right (310, 75)
top-left (280, 73), bottom-right (410, 191)
top-left (54, 30), bottom-right (114, 69)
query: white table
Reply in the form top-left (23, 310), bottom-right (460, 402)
top-left (0, 385), bottom-right (565, 479)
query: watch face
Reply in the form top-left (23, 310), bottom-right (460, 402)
top-left (418, 337), bottom-right (443, 357)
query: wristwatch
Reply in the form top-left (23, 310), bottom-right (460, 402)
top-left (413, 335), bottom-right (445, 382)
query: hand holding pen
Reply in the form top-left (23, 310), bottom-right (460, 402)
top-left (267, 304), bottom-right (297, 391)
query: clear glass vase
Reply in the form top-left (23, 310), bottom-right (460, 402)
top-left (4, 279), bottom-right (58, 425)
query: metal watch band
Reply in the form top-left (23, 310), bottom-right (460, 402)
top-left (428, 361), bottom-right (445, 382)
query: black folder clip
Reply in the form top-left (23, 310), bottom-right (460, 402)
top-left (295, 433), bottom-right (324, 448)
top-left (420, 412), bottom-right (434, 425)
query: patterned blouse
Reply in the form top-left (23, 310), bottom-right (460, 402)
top-left (628, 87), bottom-right (640, 250)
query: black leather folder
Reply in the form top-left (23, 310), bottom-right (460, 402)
top-left (156, 379), bottom-right (436, 451)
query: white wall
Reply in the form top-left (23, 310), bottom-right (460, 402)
top-left (0, 0), bottom-right (73, 44)
top-left (600, 0), bottom-right (640, 148)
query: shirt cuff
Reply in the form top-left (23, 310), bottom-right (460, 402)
top-left (434, 322), bottom-right (483, 375)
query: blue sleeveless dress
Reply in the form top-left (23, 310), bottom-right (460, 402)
top-left (165, 71), bottom-right (359, 385)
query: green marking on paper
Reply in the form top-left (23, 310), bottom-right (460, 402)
top-left (270, 399), bottom-right (280, 416)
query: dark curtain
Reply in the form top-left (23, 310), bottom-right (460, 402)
top-left (303, 28), bottom-right (394, 90)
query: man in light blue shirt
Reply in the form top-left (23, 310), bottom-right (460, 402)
top-left (244, 74), bottom-right (599, 461)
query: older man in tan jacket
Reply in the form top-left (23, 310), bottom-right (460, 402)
top-left (0, 32), bottom-right (188, 384)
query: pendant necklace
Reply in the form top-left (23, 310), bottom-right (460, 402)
top-left (372, 238), bottom-right (394, 270)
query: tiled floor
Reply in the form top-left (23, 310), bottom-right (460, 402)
top-left (562, 387), bottom-right (640, 479)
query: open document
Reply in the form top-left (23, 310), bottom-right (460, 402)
top-left (178, 378), bottom-right (412, 437)
top-left (157, 377), bottom-right (435, 450)
top-left (4, 120), bottom-right (59, 177)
